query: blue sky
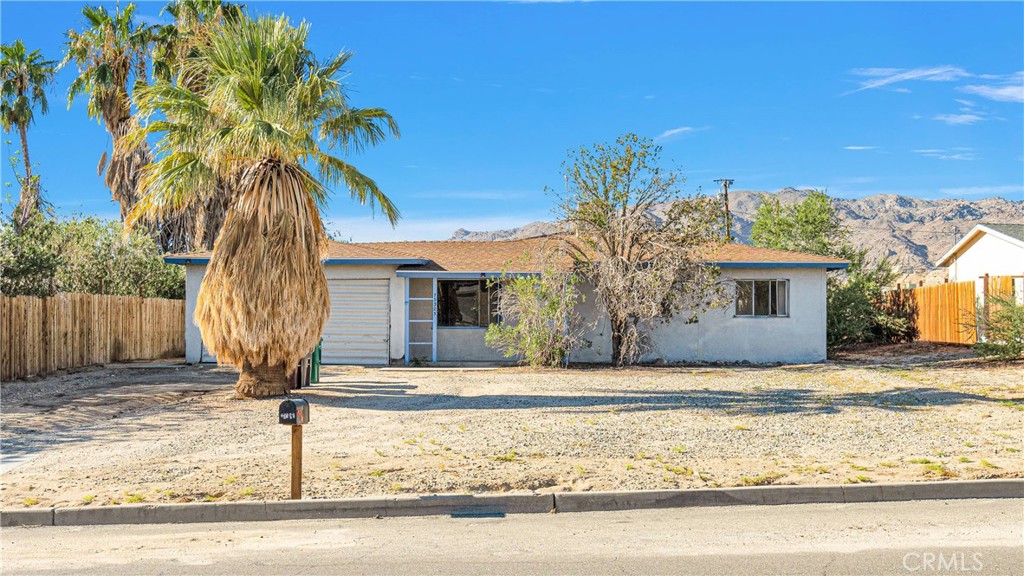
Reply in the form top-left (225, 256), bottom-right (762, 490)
top-left (1, 1), bottom-right (1022, 241)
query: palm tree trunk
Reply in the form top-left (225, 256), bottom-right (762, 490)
top-left (14, 123), bottom-right (37, 228)
top-left (235, 361), bottom-right (291, 398)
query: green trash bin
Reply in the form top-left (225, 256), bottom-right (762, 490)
top-left (311, 338), bottom-right (322, 384)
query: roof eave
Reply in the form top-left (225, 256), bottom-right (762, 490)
top-left (396, 270), bottom-right (540, 279)
top-left (714, 261), bottom-right (849, 270)
top-left (164, 256), bottom-right (431, 266)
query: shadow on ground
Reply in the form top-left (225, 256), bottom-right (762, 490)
top-left (307, 381), bottom-right (1002, 415)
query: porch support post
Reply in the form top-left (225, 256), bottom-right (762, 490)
top-left (404, 277), bottom-right (410, 364)
top-left (431, 277), bottom-right (438, 363)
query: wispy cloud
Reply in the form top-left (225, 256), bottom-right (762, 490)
top-left (933, 113), bottom-right (983, 126)
top-left (939, 184), bottom-right (1023, 197)
top-left (914, 147), bottom-right (978, 161)
top-left (846, 66), bottom-right (1022, 103)
top-left (846, 65), bottom-right (970, 94)
top-left (843, 145), bottom-right (876, 151)
top-left (959, 82), bottom-right (1024, 103)
top-left (654, 126), bottom-right (706, 142)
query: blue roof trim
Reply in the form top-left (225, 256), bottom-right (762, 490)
top-left (396, 270), bottom-right (539, 279)
top-left (164, 257), bottom-right (429, 266)
top-left (715, 261), bottom-right (848, 270)
top-left (164, 257), bottom-right (209, 265)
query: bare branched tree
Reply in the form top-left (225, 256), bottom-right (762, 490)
top-left (555, 133), bottom-right (730, 366)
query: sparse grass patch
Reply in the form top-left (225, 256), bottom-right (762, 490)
top-left (1005, 447), bottom-right (1020, 453)
top-left (845, 475), bottom-right (872, 484)
top-left (23, 498), bottom-right (39, 506)
top-left (369, 470), bottom-right (386, 477)
top-left (979, 459), bottom-right (998, 469)
top-left (958, 457), bottom-right (972, 463)
top-left (738, 472), bottom-right (783, 486)
top-left (625, 463), bottom-right (635, 470)
top-left (224, 476), bottom-right (237, 485)
top-left (923, 463), bottom-right (957, 478)
top-left (493, 451), bottom-right (518, 463)
top-left (849, 463), bottom-right (872, 471)
top-left (125, 493), bottom-right (145, 503)
top-left (908, 458), bottom-right (933, 464)
top-left (878, 462), bottom-right (897, 468)
top-left (671, 445), bottom-right (687, 453)
top-left (82, 495), bottom-right (96, 504)
top-left (998, 400), bottom-right (1024, 411)
top-left (733, 424), bottom-right (751, 431)
top-left (239, 487), bottom-right (255, 497)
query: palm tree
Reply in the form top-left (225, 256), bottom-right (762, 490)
top-left (62, 3), bottom-right (154, 222)
top-left (130, 15), bottom-right (400, 398)
top-left (1, 40), bottom-right (57, 228)
top-left (141, 0), bottom-right (245, 251)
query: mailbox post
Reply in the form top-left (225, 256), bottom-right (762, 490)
top-left (278, 399), bottom-right (310, 499)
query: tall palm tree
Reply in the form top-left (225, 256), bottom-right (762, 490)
top-left (130, 15), bottom-right (400, 397)
top-left (62, 3), bottom-right (154, 223)
top-left (140, 0), bottom-right (245, 251)
top-left (1, 40), bottom-right (57, 228)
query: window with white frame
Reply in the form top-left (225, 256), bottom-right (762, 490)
top-left (734, 279), bottom-right (789, 317)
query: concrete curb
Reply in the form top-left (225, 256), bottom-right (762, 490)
top-left (552, 479), bottom-right (1024, 513)
top-left (2, 480), bottom-right (1020, 527)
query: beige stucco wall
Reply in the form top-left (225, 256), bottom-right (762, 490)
top-left (946, 232), bottom-right (1024, 283)
top-left (183, 264), bottom-right (205, 364)
top-left (645, 267), bottom-right (828, 363)
top-left (568, 267), bottom-right (828, 364)
top-left (436, 327), bottom-right (510, 362)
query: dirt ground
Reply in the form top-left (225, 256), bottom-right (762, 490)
top-left (1, 344), bottom-right (1021, 508)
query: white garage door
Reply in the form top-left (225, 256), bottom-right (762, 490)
top-left (322, 279), bottom-right (391, 365)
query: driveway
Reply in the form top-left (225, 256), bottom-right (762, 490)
top-left (1, 346), bottom-right (1021, 508)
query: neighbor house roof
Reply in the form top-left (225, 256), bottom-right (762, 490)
top-left (936, 223), bottom-right (1024, 268)
top-left (166, 234), bottom-right (848, 272)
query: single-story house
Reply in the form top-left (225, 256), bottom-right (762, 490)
top-left (936, 223), bottom-right (1024, 283)
top-left (166, 235), bottom-right (847, 365)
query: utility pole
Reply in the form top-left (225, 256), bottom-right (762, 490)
top-left (714, 178), bottom-right (734, 242)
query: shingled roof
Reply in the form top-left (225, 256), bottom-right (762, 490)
top-left (166, 234), bottom-right (848, 271)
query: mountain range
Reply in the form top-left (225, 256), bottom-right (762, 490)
top-left (449, 189), bottom-right (1024, 274)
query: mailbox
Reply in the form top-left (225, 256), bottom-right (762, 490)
top-left (279, 399), bottom-right (310, 425)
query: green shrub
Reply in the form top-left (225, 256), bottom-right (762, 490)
top-left (485, 266), bottom-right (588, 367)
top-left (974, 294), bottom-right (1024, 359)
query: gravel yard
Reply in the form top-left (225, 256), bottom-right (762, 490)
top-left (2, 344), bottom-right (1022, 508)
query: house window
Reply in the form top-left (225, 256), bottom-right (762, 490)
top-left (438, 280), bottom-right (499, 327)
top-left (735, 279), bottom-right (789, 317)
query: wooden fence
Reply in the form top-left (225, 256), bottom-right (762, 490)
top-left (1, 293), bottom-right (185, 381)
top-left (894, 275), bottom-right (1019, 345)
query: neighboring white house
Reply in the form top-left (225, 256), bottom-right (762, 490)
top-left (166, 235), bottom-right (847, 366)
top-left (936, 224), bottom-right (1024, 283)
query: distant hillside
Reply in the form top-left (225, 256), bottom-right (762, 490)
top-left (448, 189), bottom-right (1024, 273)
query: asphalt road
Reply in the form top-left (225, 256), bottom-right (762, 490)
top-left (3, 499), bottom-right (1022, 575)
